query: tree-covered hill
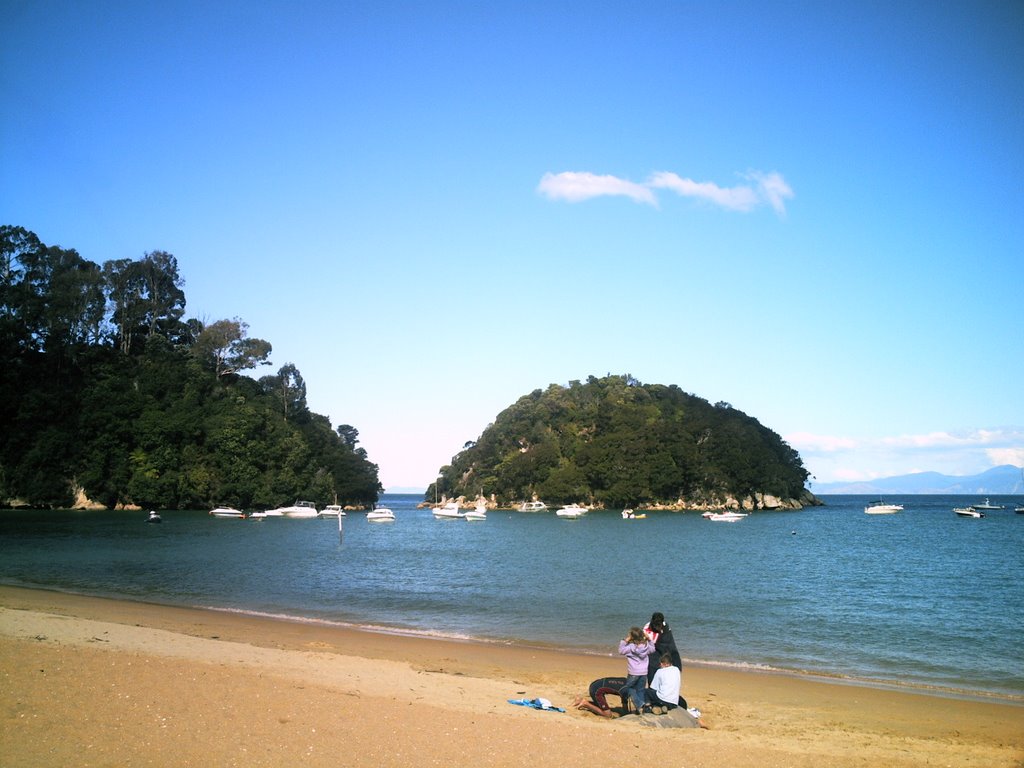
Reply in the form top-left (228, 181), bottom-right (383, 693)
top-left (429, 375), bottom-right (816, 510)
top-left (0, 225), bottom-right (380, 510)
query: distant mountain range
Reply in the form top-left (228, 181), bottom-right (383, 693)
top-left (811, 464), bottom-right (1024, 495)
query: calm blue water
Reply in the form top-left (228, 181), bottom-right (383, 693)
top-left (2, 494), bottom-right (1022, 702)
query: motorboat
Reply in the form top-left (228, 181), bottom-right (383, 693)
top-left (464, 503), bottom-right (487, 522)
top-left (970, 498), bottom-right (1003, 511)
top-left (954, 507), bottom-right (984, 518)
top-left (621, 509), bottom-right (646, 519)
top-left (248, 511), bottom-right (267, 521)
top-left (146, 510), bottom-right (162, 524)
top-left (432, 501), bottom-right (465, 519)
top-left (555, 503), bottom-right (588, 518)
top-left (319, 504), bottom-right (346, 518)
top-left (210, 506), bottom-right (245, 518)
top-left (864, 500), bottom-right (903, 514)
top-left (706, 511), bottom-right (747, 522)
top-left (366, 507), bottom-right (395, 522)
top-left (267, 500), bottom-right (318, 518)
top-left (519, 501), bottom-right (547, 512)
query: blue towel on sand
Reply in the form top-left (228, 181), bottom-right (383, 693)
top-left (508, 697), bottom-right (565, 712)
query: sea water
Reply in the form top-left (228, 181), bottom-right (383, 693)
top-left (1, 494), bottom-right (1022, 702)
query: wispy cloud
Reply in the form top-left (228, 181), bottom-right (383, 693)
top-left (748, 171), bottom-right (795, 215)
top-left (537, 169), bottom-right (793, 214)
top-left (786, 427), bottom-right (1024, 483)
top-left (647, 171), bottom-right (760, 211)
top-left (537, 171), bottom-right (657, 206)
top-left (784, 432), bottom-right (858, 453)
top-left (879, 429), bottom-right (1009, 449)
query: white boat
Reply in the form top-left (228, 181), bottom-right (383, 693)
top-left (146, 510), bottom-right (162, 524)
top-left (267, 500), bottom-right (318, 518)
top-left (367, 507), bottom-right (395, 522)
top-left (433, 501), bottom-right (465, 519)
top-left (519, 501), bottom-right (547, 512)
top-left (555, 503), bottom-right (588, 518)
top-left (319, 504), bottom-right (346, 518)
top-left (464, 503), bottom-right (487, 522)
top-left (621, 509), bottom-right (646, 519)
top-left (706, 511), bottom-right (746, 522)
top-left (210, 506), bottom-right (245, 518)
top-left (970, 498), bottom-right (1003, 511)
top-left (954, 507), bottom-right (984, 518)
top-left (248, 511), bottom-right (267, 521)
top-left (864, 500), bottom-right (903, 514)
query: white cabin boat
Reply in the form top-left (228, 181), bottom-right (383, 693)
top-left (954, 507), bottom-right (984, 518)
top-left (706, 511), bottom-right (747, 522)
top-left (267, 500), bottom-right (318, 518)
top-left (146, 510), bottom-right (162, 524)
top-left (319, 504), bottom-right (346, 518)
top-left (555, 503), bottom-right (588, 518)
top-left (433, 501), bottom-right (464, 519)
top-left (864, 500), bottom-right (903, 514)
top-left (519, 501), bottom-right (547, 512)
top-left (367, 507), bottom-right (395, 522)
top-left (464, 503), bottom-right (487, 522)
top-left (210, 506), bottom-right (245, 518)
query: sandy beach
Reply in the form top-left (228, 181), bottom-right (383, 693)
top-left (0, 586), bottom-right (1020, 767)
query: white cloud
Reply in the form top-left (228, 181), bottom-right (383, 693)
top-left (536, 171), bottom-right (657, 206)
top-left (879, 429), bottom-right (1010, 449)
top-left (538, 169), bottom-right (794, 214)
top-left (791, 427), bottom-right (1024, 484)
top-left (987, 446), bottom-right (1024, 466)
top-left (748, 171), bottom-right (794, 215)
top-left (647, 171), bottom-right (760, 211)
top-left (785, 431), bottom-right (858, 452)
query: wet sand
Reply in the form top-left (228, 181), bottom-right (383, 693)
top-left (1, 586), bottom-right (1020, 767)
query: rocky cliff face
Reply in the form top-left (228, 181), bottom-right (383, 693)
top-left (639, 488), bottom-right (820, 512)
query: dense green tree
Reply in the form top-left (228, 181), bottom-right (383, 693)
top-left (192, 318), bottom-right (273, 378)
top-left (259, 363), bottom-right (307, 423)
top-left (432, 375), bottom-right (812, 508)
top-left (0, 226), bottom-right (381, 510)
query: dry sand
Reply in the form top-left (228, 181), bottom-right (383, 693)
top-left (1, 586), bottom-right (1020, 767)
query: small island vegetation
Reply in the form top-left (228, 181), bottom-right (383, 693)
top-left (0, 225), bottom-right (381, 510)
top-left (428, 374), bottom-right (817, 511)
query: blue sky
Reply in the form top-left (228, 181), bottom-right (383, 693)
top-left (3, 1), bottom-right (1022, 492)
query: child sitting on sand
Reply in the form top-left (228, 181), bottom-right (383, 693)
top-left (643, 653), bottom-right (681, 714)
top-left (618, 626), bottom-right (655, 714)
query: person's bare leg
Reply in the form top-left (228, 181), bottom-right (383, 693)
top-left (577, 700), bottom-right (617, 718)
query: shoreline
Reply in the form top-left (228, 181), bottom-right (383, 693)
top-left (6, 583), bottom-right (1021, 705)
top-left (1, 586), bottom-right (1021, 767)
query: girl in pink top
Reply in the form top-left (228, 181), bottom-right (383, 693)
top-left (618, 626), bottom-right (655, 713)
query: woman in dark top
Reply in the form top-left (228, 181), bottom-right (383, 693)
top-left (643, 612), bottom-right (682, 683)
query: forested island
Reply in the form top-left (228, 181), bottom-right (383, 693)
top-left (429, 375), bottom-right (818, 511)
top-left (0, 225), bottom-right (381, 510)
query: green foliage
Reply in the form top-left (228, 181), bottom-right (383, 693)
top-left (0, 225), bottom-right (381, 509)
top-left (430, 374), bottom-right (810, 507)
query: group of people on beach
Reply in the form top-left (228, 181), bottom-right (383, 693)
top-left (573, 612), bottom-right (696, 721)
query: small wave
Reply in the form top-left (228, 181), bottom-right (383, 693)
top-left (681, 656), bottom-right (1024, 704)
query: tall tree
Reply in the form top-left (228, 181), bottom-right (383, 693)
top-left (103, 251), bottom-right (186, 354)
top-left (192, 318), bottom-right (273, 378)
top-left (260, 363), bottom-right (307, 422)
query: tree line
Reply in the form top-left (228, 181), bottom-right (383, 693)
top-left (429, 374), bottom-right (811, 508)
top-left (0, 225), bottom-right (380, 509)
